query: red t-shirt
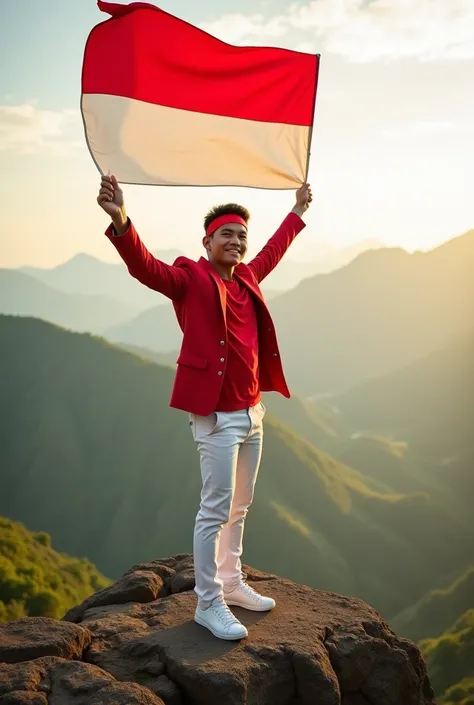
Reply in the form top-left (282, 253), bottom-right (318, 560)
top-left (215, 278), bottom-right (261, 412)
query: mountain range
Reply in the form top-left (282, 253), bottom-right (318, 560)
top-left (100, 229), bottom-right (474, 396)
top-left (270, 229), bottom-right (474, 395)
top-left (8, 237), bottom-right (384, 352)
top-left (2, 224), bottom-right (473, 700)
top-left (19, 238), bottom-right (383, 302)
top-left (20, 249), bottom-right (182, 310)
top-left (335, 326), bottom-right (473, 456)
top-left (0, 268), bottom-right (141, 333)
top-left (104, 302), bottom-right (182, 352)
top-left (7, 230), bottom-right (473, 399)
top-left (259, 237), bottom-right (384, 290)
top-left (1, 315), bottom-right (472, 625)
top-left (126, 328), bottom-right (473, 524)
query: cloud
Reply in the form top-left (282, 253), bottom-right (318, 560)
top-left (200, 0), bottom-right (474, 61)
top-left (200, 14), bottom-right (283, 45)
top-left (0, 103), bottom-right (81, 155)
top-left (200, 13), bottom-right (288, 45)
top-left (381, 120), bottom-right (455, 140)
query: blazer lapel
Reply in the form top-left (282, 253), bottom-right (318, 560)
top-left (198, 257), bottom-right (227, 323)
top-left (234, 264), bottom-right (266, 305)
top-left (197, 258), bottom-right (267, 322)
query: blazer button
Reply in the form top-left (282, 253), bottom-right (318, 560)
top-left (217, 370), bottom-right (223, 376)
top-left (220, 357), bottom-right (225, 362)
top-left (273, 352), bottom-right (278, 357)
top-left (220, 340), bottom-right (225, 346)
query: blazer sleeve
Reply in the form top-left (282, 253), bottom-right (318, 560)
top-left (247, 213), bottom-right (306, 284)
top-left (105, 219), bottom-right (191, 301)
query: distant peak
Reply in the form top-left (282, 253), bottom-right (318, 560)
top-left (65, 253), bottom-right (106, 265)
top-left (351, 245), bottom-right (409, 265)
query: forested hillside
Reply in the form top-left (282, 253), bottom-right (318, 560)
top-left (1, 315), bottom-right (471, 619)
top-left (0, 516), bottom-right (109, 622)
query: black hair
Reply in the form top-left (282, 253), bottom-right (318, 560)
top-left (203, 203), bottom-right (250, 233)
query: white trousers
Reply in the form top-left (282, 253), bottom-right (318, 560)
top-left (189, 403), bottom-right (265, 609)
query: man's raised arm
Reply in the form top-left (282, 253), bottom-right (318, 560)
top-left (247, 183), bottom-right (312, 284)
top-left (98, 175), bottom-right (190, 301)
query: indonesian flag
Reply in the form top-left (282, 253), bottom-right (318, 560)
top-left (81, 1), bottom-right (320, 189)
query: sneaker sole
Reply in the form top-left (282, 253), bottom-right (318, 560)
top-left (224, 599), bottom-right (275, 612)
top-left (194, 614), bottom-right (248, 640)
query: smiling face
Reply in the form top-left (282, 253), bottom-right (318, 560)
top-left (206, 222), bottom-right (248, 266)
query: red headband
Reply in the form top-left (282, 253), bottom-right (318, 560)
top-left (206, 214), bottom-right (247, 237)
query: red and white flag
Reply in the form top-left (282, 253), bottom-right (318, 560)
top-left (82, 1), bottom-right (320, 189)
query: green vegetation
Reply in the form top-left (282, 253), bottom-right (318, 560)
top-left (390, 560), bottom-right (474, 702)
top-left (335, 327), bottom-right (474, 459)
top-left (333, 433), bottom-right (437, 496)
top-left (119, 343), bottom-right (176, 369)
top-left (421, 609), bottom-right (474, 700)
top-left (337, 329), bottom-right (474, 702)
top-left (0, 515), bottom-right (110, 622)
top-left (442, 677), bottom-right (474, 704)
top-left (1, 315), bottom-right (472, 622)
top-left (263, 392), bottom-right (342, 455)
top-left (117, 344), bottom-right (344, 454)
top-left (393, 567), bottom-right (474, 642)
top-left (2, 232), bottom-right (473, 698)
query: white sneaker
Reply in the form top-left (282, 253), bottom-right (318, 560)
top-left (194, 598), bottom-right (248, 640)
top-left (224, 582), bottom-right (276, 612)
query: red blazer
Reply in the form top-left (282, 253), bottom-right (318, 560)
top-left (106, 212), bottom-right (305, 416)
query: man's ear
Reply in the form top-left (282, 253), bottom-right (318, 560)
top-left (202, 235), bottom-right (211, 251)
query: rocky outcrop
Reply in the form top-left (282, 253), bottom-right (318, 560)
top-left (0, 618), bottom-right (91, 665)
top-left (0, 554), bottom-right (436, 705)
top-left (0, 657), bottom-right (166, 704)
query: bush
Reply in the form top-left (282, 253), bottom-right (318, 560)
top-left (4, 600), bottom-right (26, 620)
top-left (26, 589), bottom-right (63, 618)
top-left (33, 532), bottom-right (51, 548)
top-left (0, 516), bottom-right (110, 622)
top-left (443, 677), bottom-right (474, 704)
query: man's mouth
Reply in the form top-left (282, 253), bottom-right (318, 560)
top-left (226, 248), bottom-right (240, 254)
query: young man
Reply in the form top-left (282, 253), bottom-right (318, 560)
top-left (97, 175), bottom-right (312, 640)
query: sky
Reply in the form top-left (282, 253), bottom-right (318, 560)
top-left (0, 0), bottom-right (473, 268)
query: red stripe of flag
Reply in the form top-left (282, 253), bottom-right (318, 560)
top-left (82, 1), bottom-right (320, 127)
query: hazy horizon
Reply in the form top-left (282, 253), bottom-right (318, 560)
top-left (9, 227), bottom-right (472, 272)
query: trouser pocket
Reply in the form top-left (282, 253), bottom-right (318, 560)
top-left (249, 401), bottom-right (266, 428)
top-left (189, 412), bottom-right (221, 442)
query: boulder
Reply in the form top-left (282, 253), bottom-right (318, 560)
top-left (0, 657), bottom-right (165, 705)
top-left (0, 555), bottom-right (435, 705)
top-left (63, 570), bottom-right (164, 623)
top-left (0, 618), bottom-right (91, 664)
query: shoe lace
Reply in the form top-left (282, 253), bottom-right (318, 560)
top-left (211, 600), bottom-right (239, 628)
top-left (239, 582), bottom-right (261, 602)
